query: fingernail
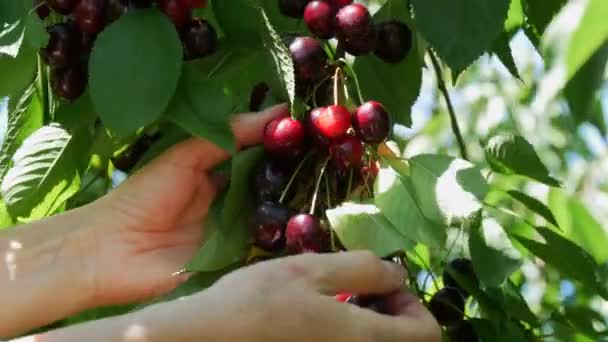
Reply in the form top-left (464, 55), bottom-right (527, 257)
top-left (382, 261), bottom-right (407, 287)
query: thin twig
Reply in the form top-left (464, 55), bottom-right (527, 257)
top-left (280, 151), bottom-right (313, 203)
top-left (310, 157), bottom-right (330, 215)
top-left (428, 49), bottom-right (469, 161)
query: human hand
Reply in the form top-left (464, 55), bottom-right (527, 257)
top-left (154, 251), bottom-right (441, 341)
top-left (81, 104), bottom-right (288, 306)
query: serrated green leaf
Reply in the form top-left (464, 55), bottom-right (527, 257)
top-left (513, 227), bottom-right (603, 297)
top-left (507, 190), bottom-right (559, 227)
top-left (565, 43), bottom-right (608, 124)
top-left (411, 0), bottom-right (510, 73)
top-left (89, 9), bottom-right (182, 137)
top-left (0, 46), bottom-right (37, 99)
top-left (485, 133), bottom-right (560, 187)
top-left (406, 154), bottom-right (488, 227)
top-left (566, 0), bottom-right (608, 80)
top-left (257, 7), bottom-right (297, 116)
top-left (469, 217), bottom-right (522, 287)
top-left (374, 166), bottom-right (446, 248)
top-left (186, 147), bottom-right (263, 272)
top-left (1, 123), bottom-right (92, 220)
top-left (352, 1), bottom-right (421, 127)
top-left (522, 0), bottom-right (567, 36)
top-left (326, 202), bottom-right (414, 257)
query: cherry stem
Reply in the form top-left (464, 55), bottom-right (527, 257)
top-left (428, 49), bottom-right (469, 161)
top-left (309, 157), bottom-right (330, 216)
top-left (279, 151), bottom-right (313, 204)
top-left (343, 63), bottom-right (365, 105)
top-left (324, 171), bottom-right (331, 209)
top-left (346, 169), bottom-right (354, 200)
top-left (333, 67), bottom-right (342, 106)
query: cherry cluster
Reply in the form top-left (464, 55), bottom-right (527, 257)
top-left (280, 0), bottom-right (413, 63)
top-left (428, 258), bottom-right (480, 342)
top-left (35, 0), bottom-right (217, 102)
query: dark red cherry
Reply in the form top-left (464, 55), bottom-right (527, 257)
top-left (34, 0), bottom-right (51, 19)
top-left (158, 0), bottom-right (191, 28)
top-left (442, 258), bottom-right (478, 299)
top-left (263, 114), bottom-right (306, 158)
top-left (285, 214), bottom-right (328, 254)
top-left (40, 23), bottom-right (80, 68)
top-left (447, 320), bottom-right (479, 342)
top-left (330, 135), bottom-right (363, 171)
top-left (249, 82), bottom-right (270, 112)
top-left (182, 18), bottom-right (217, 60)
top-left (254, 202), bottom-right (294, 252)
top-left (374, 21), bottom-right (412, 63)
top-left (252, 159), bottom-right (292, 203)
top-left (107, 0), bottom-right (130, 23)
top-left (288, 36), bottom-right (328, 82)
top-left (428, 287), bottom-right (465, 326)
top-left (47, 0), bottom-right (77, 14)
top-left (336, 3), bottom-right (376, 55)
top-left (352, 101), bottom-right (391, 143)
top-left (80, 31), bottom-right (98, 55)
top-left (184, 0), bottom-right (207, 8)
top-left (310, 105), bottom-right (351, 140)
top-left (52, 66), bottom-right (87, 102)
top-left (348, 291), bottom-right (416, 316)
top-left (278, 0), bottom-right (309, 18)
top-left (304, 1), bottom-right (335, 39)
top-left (75, 0), bottom-right (107, 34)
top-left (130, 0), bottom-right (153, 7)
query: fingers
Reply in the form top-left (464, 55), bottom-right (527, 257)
top-left (282, 251), bottom-right (407, 295)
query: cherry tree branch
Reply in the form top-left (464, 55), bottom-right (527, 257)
top-left (428, 49), bottom-right (469, 161)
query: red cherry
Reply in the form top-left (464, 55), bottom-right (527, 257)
top-left (289, 36), bottom-right (328, 82)
top-left (285, 214), bottom-right (328, 254)
top-left (52, 66), bottom-right (87, 102)
top-left (304, 1), bottom-right (335, 39)
top-left (330, 0), bottom-right (352, 8)
top-left (263, 114), bottom-right (306, 158)
top-left (335, 292), bottom-right (353, 302)
top-left (75, 0), bottom-right (107, 34)
top-left (158, 0), bottom-right (191, 28)
top-left (330, 135), bottom-right (363, 170)
top-left (310, 105), bottom-right (351, 140)
top-left (47, 0), bottom-right (77, 15)
top-left (336, 3), bottom-right (376, 55)
top-left (34, 0), bottom-right (51, 19)
top-left (352, 101), bottom-right (391, 143)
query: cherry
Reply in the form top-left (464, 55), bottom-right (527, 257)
top-left (352, 101), bottom-right (391, 143)
top-left (80, 31), bottom-right (98, 55)
top-left (252, 159), bottom-right (292, 202)
top-left (348, 291), bottom-right (417, 316)
top-left (183, 0), bottom-right (207, 8)
top-left (107, 0), bottom-right (130, 23)
top-left (182, 18), bottom-right (217, 60)
top-left (278, 0), bottom-right (309, 18)
top-left (329, 0), bottom-right (352, 8)
top-left (75, 0), bottom-right (107, 34)
top-left (285, 214), bottom-right (328, 254)
top-left (249, 82), bottom-right (270, 112)
top-left (52, 66), bottom-right (87, 102)
top-left (263, 114), bottom-right (306, 158)
top-left (335, 292), bottom-right (352, 302)
top-left (310, 105), bottom-right (351, 140)
top-left (159, 0), bottom-right (191, 28)
top-left (254, 202), bottom-right (293, 252)
top-left (330, 135), bottom-right (363, 171)
top-left (40, 23), bottom-right (80, 68)
top-left (428, 287), bottom-right (465, 326)
top-left (304, 1), bottom-right (335, 39)
top-left (47, 0), bottom-right (77, 14)
top-left (447, 320), bottom-right (479, 342)
top-left (288, 36), bottom-right (327, 82)
top-left (336, 3), bottom-right (376, 55)
top-left (442, 258), bottom-right (478, 299)
top-left (34, 0), bottom-right (51, 19)
top-left (130, 0), bottom-right (153, 7)
top-left (374, 21), bottom-right (412, 63)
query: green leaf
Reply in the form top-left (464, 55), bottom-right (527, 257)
top-left (374, 165), bottom-right (446, 248)
top-left (186, 147), bottom-right (263, 272)
top-left (212, 0), bottom-right (260, 47)
top-left (491, 32), bottom-right (521, 79)
top-left (411, 0), bottom-right (510, 73)
top-left (513, 227), bottom-right (603, 296)
top-left (326, 202), bottom-right (414, 257)
top-left (507, 190), bottom-right (559, 227)
top-left (469, 215), bottom-right (522, 287)
top-left (0, 199), bottom-right (14, 229)
top-left (257, 7), bottom-right (297, 115)
top-left (548, 188), bottom-right (608, 263)
top-left (503, 281), bottom-right (539, 326)
top-left (0, 83), bottom-right (42, 181)
top-left (522, 0), bottom-right (567, 35)
top-left (352, 1), bottom-right (422, 127)
top-left (23, 11), bottom-right (48, 50)
top-left (0, 46), bottom-right (37, 99)
top-left (89, 9), bottom-right (182, 137)
top-left (565, 43), bottom-right (608, 124)
top-left (566, 0), bottom-right (608, 80)
top-left (505, 0), bottom-right (524, 32)
top-left (485, 133), bottom-right (560, 187)
top-left (406, 154), bottom-right (488, 226)
top-left (1, 124), bottom-right (93, 220)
